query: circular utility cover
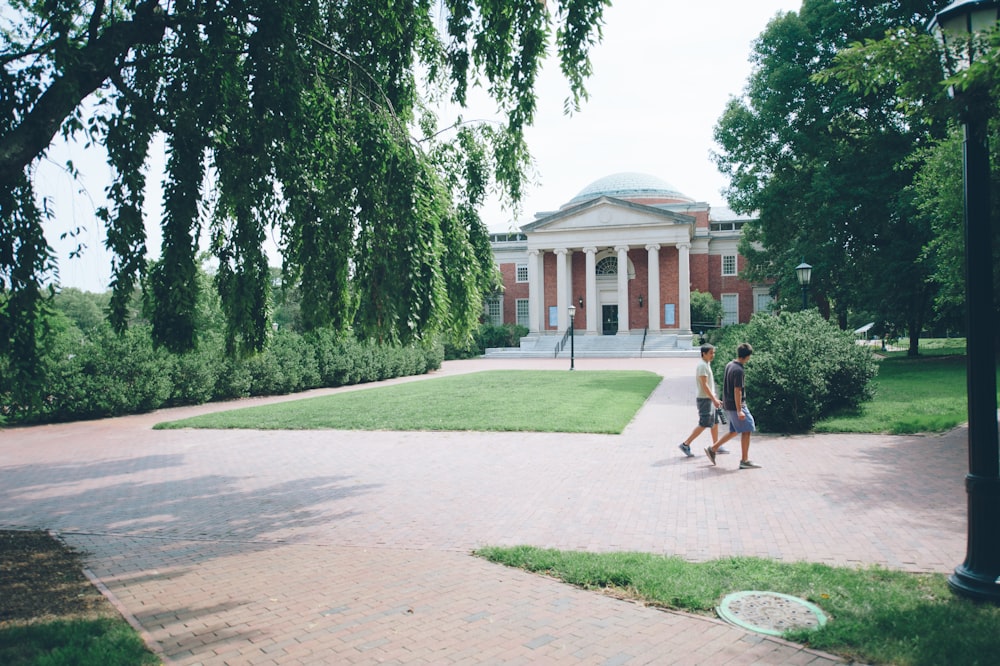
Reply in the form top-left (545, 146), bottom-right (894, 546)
top-left (716, 591), bottom-right (828, 637)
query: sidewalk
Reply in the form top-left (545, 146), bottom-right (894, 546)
top-left (0, 357), bottom-right (967, 664)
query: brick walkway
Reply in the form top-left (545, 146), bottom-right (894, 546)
top-left (0, 357), bottom-right (968, 664)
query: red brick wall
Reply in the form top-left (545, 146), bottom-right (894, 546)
top-left (707, 254), bottom-right (754, 323)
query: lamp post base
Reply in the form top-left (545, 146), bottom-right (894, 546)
top-left (948, 566), bottom-right (1000, 603)
top-left (949, 473), bottom-right (1000, 604)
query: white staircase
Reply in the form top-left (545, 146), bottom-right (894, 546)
top-left (484, 331), bottom-right (699, 358)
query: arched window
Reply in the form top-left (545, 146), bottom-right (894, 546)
top-left (595, 256), bottom-right (618, 275)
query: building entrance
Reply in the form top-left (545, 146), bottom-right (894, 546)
top-left (602, 305), bottom-right (618, 335)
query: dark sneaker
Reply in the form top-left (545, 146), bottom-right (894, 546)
top-left (704, 447), bottom-right (717, 465)
top-left (678, 443), bottom-right (694, 458)
top-left (739, 460), bottom-right (761, 469)
top-left (717, 447), bottom-right (731, 454)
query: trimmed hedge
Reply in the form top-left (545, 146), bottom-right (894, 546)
top-left (1, 322), bottom-right (443, 425)
top-left (711, 311), bottom-right (878, 433)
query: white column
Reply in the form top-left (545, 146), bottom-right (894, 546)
top-left (584, 246), bottom-right (598, 334)
top-left (616, 245), bottom-right (630, 334)
top-left (566, 249), bottom-right (575, 326)
top-left (678, 241), bottom-right (692, 333)
top-left (555, 248), bottom-right (568, 330)
top-left (646, 244), bottom-right (661, 331)
top-left (527, 249), bottom-right (543, 333)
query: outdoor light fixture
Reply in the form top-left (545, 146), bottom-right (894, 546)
top-left (638, 294), bottom-right (644, 308)
top-left (928, 0), bottom-right (1000, 603)
top-left (795, 262), bottom-right (812, 310)
top-left (567, 304), bottom-right (576, 371)
top-left (578, 296), bottom-right (584, 308)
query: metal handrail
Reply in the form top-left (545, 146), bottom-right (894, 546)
top-left (555, 327), bottom-right (570, 357)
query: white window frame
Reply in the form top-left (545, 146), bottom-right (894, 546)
top-left (753, 288), bottom-right (775, 315)
top-left (486, 297), bottom-right (503, 326)
top-left (515, 299), bottom-right (530, 328)
top-left (722, 254), bottom-right (737, 277)
top-left (515, 263), bottom-right (528, 283)
top-left (721, 293), bottom-right (739, 326)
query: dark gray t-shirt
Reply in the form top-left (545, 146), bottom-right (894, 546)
top-left (723, 360), bottom-right (745, 411)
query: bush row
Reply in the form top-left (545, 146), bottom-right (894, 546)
top-left (710, 310), bottom-right (878, 433)
top-left (1, 323), bottom-right (443, 425)
top-left (444, 322), bottom-right (528, 359)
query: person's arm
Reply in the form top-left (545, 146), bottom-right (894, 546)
top-left (698, 374), bottom-right (720, 407)
top-left (735, 386), bottom-right (746, 419)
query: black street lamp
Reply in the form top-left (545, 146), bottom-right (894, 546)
top-left (929, 0), bottom-right (1000, 603)
top-left (795, 262), bottom-right (812, 310)
top-left (567, 304), bottom-right (576, 371)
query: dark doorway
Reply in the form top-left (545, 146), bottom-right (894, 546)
top-left (602, 305), bottom-right (618, 335)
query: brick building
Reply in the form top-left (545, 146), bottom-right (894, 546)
top-left (488, 172), bottom-right (771, 349)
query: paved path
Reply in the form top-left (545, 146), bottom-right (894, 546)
top-left (1, 357), bottom-right (968, 664)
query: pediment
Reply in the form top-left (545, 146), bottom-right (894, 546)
top-left (521, 196), bottom-right (695, 234)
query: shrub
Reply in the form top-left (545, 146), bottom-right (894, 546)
top-left (712, 311), bottom-right (878, 433)
top-left (41, 324), bottom-right (173, 420)
top-left (446, 323), bottom-right (528, 359)
top-left (690, 290), bottom-right (724, 331)
top-left (168, 335), bottom-right (224, 406)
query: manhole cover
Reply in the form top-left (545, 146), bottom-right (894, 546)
top-left (716, 591), bottom-right (828, 637)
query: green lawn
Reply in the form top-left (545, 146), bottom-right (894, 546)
top-left (816, 340), bottom-right (999, 434)
top-left (156, 370), bottom-right (662, 434)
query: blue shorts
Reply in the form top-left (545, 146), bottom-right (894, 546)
top-left (726, 406), bottom-right (756, 433)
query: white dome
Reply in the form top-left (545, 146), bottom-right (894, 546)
top-left (564, 172), bottom-right (693, 207)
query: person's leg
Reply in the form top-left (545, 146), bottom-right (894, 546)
top-left (711, 430), bottom-right (736, 451)
top-left (683, 425), bottom-right (705, 446)
top-left (737, 407), bottom-right (761, 468)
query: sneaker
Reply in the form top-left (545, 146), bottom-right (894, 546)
top-left (717, 447), bottom-right (731, 454)
top-left (704, 447), bottom-right (717, 465)
top-left (739, 460), bottom-right (762, 469)
top-left (678, 443), bottom-right (694, 458)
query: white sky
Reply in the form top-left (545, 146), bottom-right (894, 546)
top-left (39, 0), bottom-right (802, 293)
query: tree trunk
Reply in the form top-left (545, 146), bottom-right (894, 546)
top-left (0, 3), bottom-right (167, 184)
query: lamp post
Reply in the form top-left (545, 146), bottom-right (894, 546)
top-left (929, 0), bottom-right (1000, 603)
top-left (567, 304), bottom-right (576, 371)
top-left (795, 262), bottom-right (812, 310)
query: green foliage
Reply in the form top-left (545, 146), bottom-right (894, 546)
top-left (713, 0), bottom-right (942, 347)
top-left (815, 348), bottom-right (995, 435)
top-left (2, 0), bottom-right (611, 387)
top-left (0, 321), bottom-right (438, 425)
top-left (712, 311), bottom-right (878, 433)
top-left (445, 322), bottom-right (529, 359)
top-left (689, 290), bottom-right (724, 329)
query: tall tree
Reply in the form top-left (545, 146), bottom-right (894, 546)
top-left (1, 0), bottom-right (611, 393)
top-left (712, 0), bottom-right (943, 354)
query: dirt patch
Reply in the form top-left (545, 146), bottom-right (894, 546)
top-left (0, 530), bottom-right (118, 628)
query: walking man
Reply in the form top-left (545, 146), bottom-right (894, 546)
top-left (678, 344), bottom-right (728, 457)
top-left (706, 342), bottom-right (761, 469)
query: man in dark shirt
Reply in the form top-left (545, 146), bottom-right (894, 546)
top-left (705, 342), bottom-right (761, 469)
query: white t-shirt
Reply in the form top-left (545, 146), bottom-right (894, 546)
top-left (695, 359), bottom-right (714, 399)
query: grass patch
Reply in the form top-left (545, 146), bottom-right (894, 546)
top-left (0, 619), bottom-right (157, 666)
top-left (0, 530), bottom-right (159, 666)
top-left (477, 546), bottom-right (1000, 666)
top-left (155, 370), bottom-right (662, 434)
top-left (815, 342), bottom-right (999, 434)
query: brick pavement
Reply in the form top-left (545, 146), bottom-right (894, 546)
top-left (0, 357), bottom-right (969, 664)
